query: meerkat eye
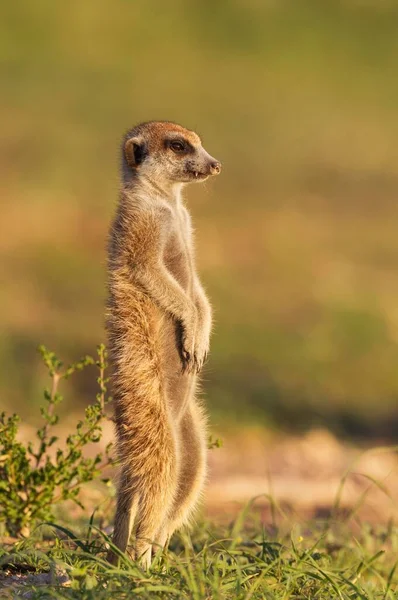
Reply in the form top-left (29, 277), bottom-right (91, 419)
top-left (170, 140), bottom-right (186, 153)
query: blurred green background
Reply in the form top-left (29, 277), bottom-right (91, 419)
top-left (2, 0), bottom-right (398, 438)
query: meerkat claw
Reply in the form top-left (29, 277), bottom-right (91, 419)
top-left (181, 351), bottom-right (194, 374)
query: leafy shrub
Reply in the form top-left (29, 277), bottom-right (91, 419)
top-left (0, 344), bottom-right (114, 537)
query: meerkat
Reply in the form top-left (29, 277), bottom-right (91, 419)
top-left (106, 121), bottom-right (221, 568)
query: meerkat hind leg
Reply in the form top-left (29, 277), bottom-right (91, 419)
top-left (155, 399), bottom-right (207, 552)
top-left (134, 468), bottom-right (181, 568)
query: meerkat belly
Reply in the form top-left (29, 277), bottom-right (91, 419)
top-left (161, 316), bottom-right (193, 419)
top-left (162, 234), bottom-right (196, 417)
top-left (164, 234), bottom-right (194, 296)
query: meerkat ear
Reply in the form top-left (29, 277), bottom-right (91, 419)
top-left (124, 136), bottom-right (147, 168)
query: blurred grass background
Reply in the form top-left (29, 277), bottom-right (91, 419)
top-left (2, 0), bottom-right (398, 438)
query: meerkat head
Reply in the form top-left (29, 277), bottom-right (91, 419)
top-left (122, 121), bottom-right (221, 187)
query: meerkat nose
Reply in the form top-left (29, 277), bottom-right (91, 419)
top-left (209, 161), bottom-right (221, 175)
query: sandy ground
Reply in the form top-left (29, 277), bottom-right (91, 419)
top-left (206, 427), bottom-right (398, 525)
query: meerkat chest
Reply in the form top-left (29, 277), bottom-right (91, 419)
top-left (163, 207), bottom-right (195, 292)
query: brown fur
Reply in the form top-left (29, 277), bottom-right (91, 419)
top-left (106, 121), bottom-right (221, 568)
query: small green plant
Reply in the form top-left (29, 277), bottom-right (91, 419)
top-left (207, 434), bottom-right (223, 450)
top-left (0, 344), bottom-right (114, 538)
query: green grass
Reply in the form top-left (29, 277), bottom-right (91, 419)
top-left (1, 510), bottom-right (397, 599)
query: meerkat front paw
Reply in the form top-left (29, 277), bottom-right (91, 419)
top-left (193, 331), bottom-right (210, 373)
top-left (180, 326), bottom-right (197, 374)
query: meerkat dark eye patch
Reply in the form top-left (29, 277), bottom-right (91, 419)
top-left (167, 139), bottom-right (195, 154)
